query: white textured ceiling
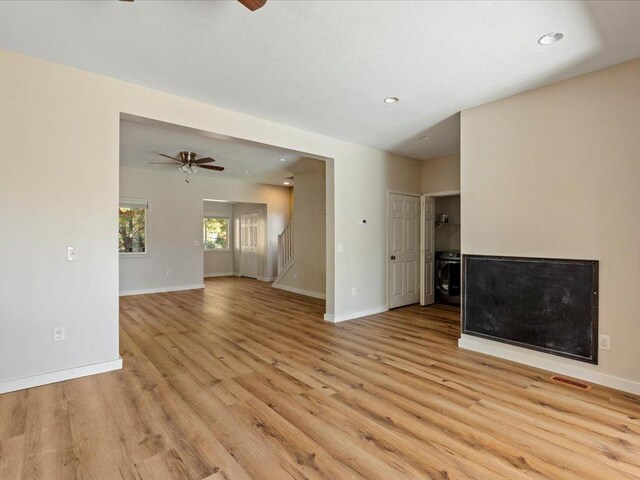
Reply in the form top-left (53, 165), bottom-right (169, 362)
top-left (120, 117), bottom-right (308, 186)
top-left (1, 1), bottom-right (640, 160)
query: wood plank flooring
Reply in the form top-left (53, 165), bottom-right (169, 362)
top-left (1, 276), bottom-right (640, 479)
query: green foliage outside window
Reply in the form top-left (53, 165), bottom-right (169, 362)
top-left (204, 217), bottom-right (229, 250)
top-left (119, 206), bottom-right (146, 253)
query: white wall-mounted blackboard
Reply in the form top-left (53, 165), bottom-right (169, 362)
top-left (463, 255), bottom-right (598, 364)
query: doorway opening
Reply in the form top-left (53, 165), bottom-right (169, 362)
top-left (203, 200), bottom-right (268, 281)
top-left (421, 192), bottom-right (461, 307)
top-left (119, 113), bottom-right (332, 315)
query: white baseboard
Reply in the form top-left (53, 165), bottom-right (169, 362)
top-left (458, 334), bottom-right (640, 395)
top-left (0, 358), bottom-right (123, 395)
top-left (204, 272), bottom-right (234, 278)
top-left (258, 276), bottom-right (276, 282)
top-left (272, 283), bottom-right (326, 299)
top-left (119, 284), bottom-right (205, 296)
top-left (324, 305), bottom-right (388, 323)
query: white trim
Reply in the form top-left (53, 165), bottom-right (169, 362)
top-left (204, 213), bottom-right (231, 218)
top-left (324, 305), bottom-right (388, 323)
top-left (119, 252), bottom-right (150, 258)
top-left (258, 276), bottom-right (276, 282)
top-left (272, 258), bottom-right (294, 285)
top-left (386, 189), bottom-right (422, 198)
top-left (119, 283), bottom-right (205, 296)
top-left (204, 272), bottom-right (234, 278)
top-left (272, 283), bottom-right (326, 299)
top-left (422, 189), bottom-right (461, 197)
top-left (0, 358), bottom-right (123, 395)
top-left (458, 334), bottom-right (640, 395)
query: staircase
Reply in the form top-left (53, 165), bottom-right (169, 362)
top-left (275, 220), bottom-right (294, 282)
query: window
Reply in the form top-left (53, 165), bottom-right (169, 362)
top-left (204, 216), bottom-right (230, 250)
top-left (119, 200), bottom-right (148, 254)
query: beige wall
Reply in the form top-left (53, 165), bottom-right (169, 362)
top-left (0, 48), bottom-right (419, 390)
top-left (461, 59), bottom-right (640, 389)
top-left (421, 154), bottom-right (460, 194)
top-left (277, 160), bottom-right (326, 297)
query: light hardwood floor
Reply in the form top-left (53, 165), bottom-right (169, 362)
top-left (1, 277), bottom-right (639, 479)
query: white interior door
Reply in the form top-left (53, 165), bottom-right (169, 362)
top-left (388, 193), bottom-right (421, 309)
top-left (240, 212), bottom-right (259, 279)
top-left (421, 195), bottom-right (436, 305)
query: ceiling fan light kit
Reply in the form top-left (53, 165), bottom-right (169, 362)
top-left (151, 150), bottom-right (224, 177)
top-left (119, 0), bottom-right (267, 11)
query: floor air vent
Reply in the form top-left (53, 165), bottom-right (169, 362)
top-left (549, 375), bottom-right (592, 391)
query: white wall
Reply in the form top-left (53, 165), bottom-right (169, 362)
top-left (421, 154), bottom-right (460, 194)
top-left (0, 48), bottom-right (419, 391)
top-left (461, 58), bottom-right (640, 392)
top-left (119, 167), bottom-right (290, 294)
top-left (276, 160), bottom-right (326, 297)
top-left (204, 202), bottom-right (234, 278)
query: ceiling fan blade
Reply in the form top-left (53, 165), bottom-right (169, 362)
top-left (238, 0), bottom-right (266, 11)
top-left (149, 161), bottom-right (181, 165)
top-left (158, 153), bottom-right (179, 161)
top-left (193, 157), bottom-right (216, 164)
top-left (199, 165), bottom-right (225, 171)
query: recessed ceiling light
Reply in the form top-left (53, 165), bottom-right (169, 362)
top-left (419, 135), bottom-right (431, 142)
top-left (283, 181), bottom-right (291, 185)
top-left (279, 158), bottom-right (287, 162)
top-left (384, 97), bottom-right (399, 104)
top-left (538, 32), bottom-right (564, 45)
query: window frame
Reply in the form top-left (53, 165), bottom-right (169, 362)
top-left (203, 214), bottom-right (231, 252)
top-left (119, 198), bottom-right (150, 257)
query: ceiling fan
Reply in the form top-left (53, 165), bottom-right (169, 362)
top-left (119, 0), bottom-right (267, 12)
top-left (150, 151), bottom-right (225, 174)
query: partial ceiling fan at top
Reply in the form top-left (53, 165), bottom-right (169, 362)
top-left (118, 0), bottom-right (267, 11)
top-left (150, 151), bottom-right (225, 174)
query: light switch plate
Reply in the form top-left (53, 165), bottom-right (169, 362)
top-left (67, 246), bottom-right (79, 261)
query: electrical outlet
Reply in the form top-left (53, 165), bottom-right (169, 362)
top-left (192, 240), bottom-right (199, 247)
top-left (599, 335), bottom-right (611, 351)
top-left (54, 327), bottom-right (65, 342)
top-left (166, 269), bottom-right (172, 277)
top-left (351, 287), bottom-right (357, 296)
top-left (337, 243), bottom-right (344, 253)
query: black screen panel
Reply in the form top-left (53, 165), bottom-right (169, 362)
top-left (463, 255), bottom-right (598, 364)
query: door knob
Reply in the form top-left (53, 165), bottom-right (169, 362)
top-left (390, 255), bottom-right (396, 260)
